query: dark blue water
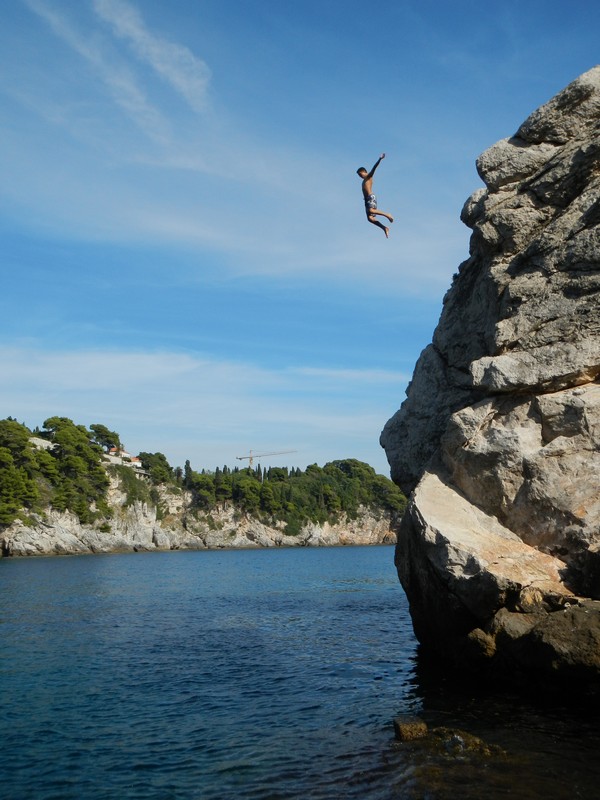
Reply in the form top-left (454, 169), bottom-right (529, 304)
top-left (1, 546), bottom-right (600, 800)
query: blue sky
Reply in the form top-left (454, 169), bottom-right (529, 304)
top-left (1, 0), bottom-right (598, 476)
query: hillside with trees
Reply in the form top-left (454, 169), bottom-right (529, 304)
top-left (0, 416), bottom-right (406, 535)
top-left (0, 416), bottom-right (111, 526)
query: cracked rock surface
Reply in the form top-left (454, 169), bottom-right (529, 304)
top-left (381, 67), bottom-right (600, 695)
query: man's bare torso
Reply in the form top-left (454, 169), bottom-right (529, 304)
top-left (361, 176), bottom-right (374, 199)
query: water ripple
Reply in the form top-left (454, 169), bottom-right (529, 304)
top-left (2, 547), bottom-right (600, 799)
top-left (0, 548), bottom-right (416, 799)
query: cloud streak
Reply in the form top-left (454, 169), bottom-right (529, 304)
top-left (93, 0), bottom-right (212, 113)
top-left (0, 346), bottom-right (403, 474)
top-left (6, 0), bottom-right (467, 296)
top-left (23, 0), bottom-right (171, 144)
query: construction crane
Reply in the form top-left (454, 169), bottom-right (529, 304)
top-left (236, 450), bottom-right (297, 467)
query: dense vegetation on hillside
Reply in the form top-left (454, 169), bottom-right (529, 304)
top-left (181, 458), bottom-right (405, 534)
top-left (0, 417), bottom-right (406, 532)
top-left (0, 417), bottom-right (111, 526)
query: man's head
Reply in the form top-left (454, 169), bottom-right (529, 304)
top-left (357, 167), bottom-right (367, 178)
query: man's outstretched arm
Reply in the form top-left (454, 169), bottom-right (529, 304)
top-left (367, 152), bottom-right (386, 178)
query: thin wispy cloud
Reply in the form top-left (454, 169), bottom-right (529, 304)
top-left (23, 0), bottom-right (171, 144)
top-left (93, 0), bottom-right (212, 113)
top-left (292, 367), bottom-right (410, 384)
top-left (7, 0), bottom-right (466, 295)
top-left (0, 345), bottom-right (403, 473)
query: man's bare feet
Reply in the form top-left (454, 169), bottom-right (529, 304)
top-left (384, 227), bottom-right (390, 238)
top-left (388, 215), bottom-right (394, 223)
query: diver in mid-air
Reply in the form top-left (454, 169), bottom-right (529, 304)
top-left (357, 153), bottom-right (394, 238)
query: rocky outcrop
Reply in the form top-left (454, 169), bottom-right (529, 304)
top-left (0, 478), bottom-right (396, 557)
top-left (381, 67), bottom-right (600, 695)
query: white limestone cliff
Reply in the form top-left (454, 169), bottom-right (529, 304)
top-left (0, 477), bottom-right (396, 557)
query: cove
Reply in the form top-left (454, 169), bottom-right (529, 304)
top-left (1, 546), bottom-right (599, 799)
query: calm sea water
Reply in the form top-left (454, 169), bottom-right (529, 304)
top-left (1, 546), bottom-right (599, 800)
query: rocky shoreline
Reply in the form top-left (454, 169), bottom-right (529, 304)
top-left (1, 479), bottom-right (397, 558)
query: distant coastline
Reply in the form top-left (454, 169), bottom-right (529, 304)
top-left (0, 416), bottom-right (403, 558)
top-left (2, 499), bottom-right (398, 558)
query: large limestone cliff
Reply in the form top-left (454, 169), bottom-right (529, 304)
top-left (1, 477), bottom-right (396, 558)
top-left (381, 67), bottom-right (600, 695)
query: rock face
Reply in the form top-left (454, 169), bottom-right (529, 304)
top-left (381, 67), bottom-right (600, 695)
top-left (0, 478), bottom-right (396, 558)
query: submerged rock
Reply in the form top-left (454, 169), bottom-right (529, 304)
top-left (381, 67), bottom-right (600, 696)
top-left (393, 715), bottom-right (428, 741)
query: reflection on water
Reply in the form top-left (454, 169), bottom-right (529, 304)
top-left (0, 547), bottom-right (599, 800)
top-left (380, 652), bottom-right (600, 800)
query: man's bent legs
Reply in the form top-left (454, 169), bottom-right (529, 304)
top-left (370, 208), bottom-right (394, 223)
top-left (367, 214), bottom-right (390, 238)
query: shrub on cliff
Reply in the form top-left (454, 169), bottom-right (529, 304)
top-left (109, 464), bottom-right (153, 508)
top-left (137, 451), bottom-right (175, 484)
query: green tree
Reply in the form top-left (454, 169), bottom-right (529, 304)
top-left (188, 472), bottom-right (216, 509)
top-left (42, 416), bottom-right (78, 437)
top-left (267, 467), bottom-right (288, 482)
top-left (214, 470), bottom-right (232, 505)
top-left (0, 419), bottom-right (32, 462)
top-left (370, 474), bottom-right (406, 513)
top-left (90, 423), bottom-right (121, 453)
top-left (34, 448), bottom-right (60, 483)
top-left (260, 482), bottom-right (280, 515)
top-left (0, 447), bottom-right (38, 525)
top-left (233, 477), bottom-right (261, 514)
top-left (322, 483), bottom-right (342, 514)
top-left (41, 416), bottom-right (110, 522)
top-left (138, 452), bottom-right (173, 484)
